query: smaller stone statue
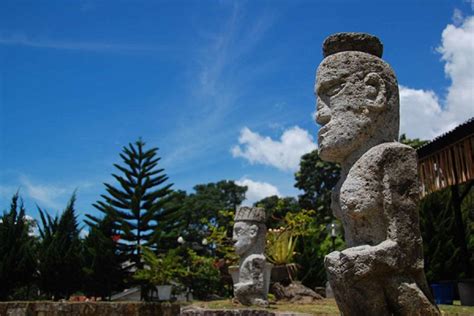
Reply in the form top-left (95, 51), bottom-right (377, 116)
top-left (232, 206), bottom-right (269, 306)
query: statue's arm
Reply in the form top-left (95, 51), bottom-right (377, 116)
top-left (380, 144), bottom-right (424, 269)
top-left (326, 144), bottom-right (423, 281)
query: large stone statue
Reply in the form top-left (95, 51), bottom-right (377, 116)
top-left (232, 206), bottom-right (269, 307)
top-left (315, 33), bottom-right (440, 315)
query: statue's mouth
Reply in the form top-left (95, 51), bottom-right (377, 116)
top-left (319, 124), bottom-right (329, 134)
top-left (318, 125), bottom-right (330, 141)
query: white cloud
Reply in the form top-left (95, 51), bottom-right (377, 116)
top-left (453, 9), bottom-right (465, 26)
top-left (0, 32), bottom-right (163, 53)
top-left (0, 185), bottom-right (17, 200)
top-left (236, 178), bottom-right (280, 206)
top-left (18, 175), bottom-right (93, 209)
top-left (161, 4), bottom-right (276, 171)
top-left (400, 15), bottom-right (474, 140)
top-left (399, 86), bottom-right (446, 139)
top-left (231, 126), bottom-right (317, 172)
top-left (19, 176), bottom-right (69, 209)
top-left (466, 0), bottom-right (474, 11)
top-left (438, 16), bottom-right (474, 122)
top-left (80, 229), bottom-right (90, 239)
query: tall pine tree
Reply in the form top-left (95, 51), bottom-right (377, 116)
top-left (83, 214), bottom-right (126, 299)
top-left (93, 139), bottom-right (174, 271)
top-left (37, 193), bottom-right (83, 299)
top-left (0, 193), bottom-right (36, 300)
top-left (294, 149), bottom-right (340, 221)
top-left (293, 150), bottom-right (341, 287)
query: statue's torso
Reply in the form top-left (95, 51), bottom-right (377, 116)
top-left (239, 254), bottom-right (266, 285)
top-left (334, 143), bottom-right (401, 247)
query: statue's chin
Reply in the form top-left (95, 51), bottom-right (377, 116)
top-left (318, 146), bottom-right (341, 163)
top-left (234, 246), bottom-right (247, 256)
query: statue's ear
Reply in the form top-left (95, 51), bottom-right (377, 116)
top-left (248, 224), bottom-right (258, 237)
top-left (364, 72), bottom-right (386, 111)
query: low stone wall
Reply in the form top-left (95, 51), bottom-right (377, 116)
top-left (181, 310), bottom-right (275, 316)
top-left (181, 309), bottom-right (312, 316)
top-left (0, 301), bottom-right (181, 316)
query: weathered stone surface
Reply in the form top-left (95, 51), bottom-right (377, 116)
top-left (313, 287), bottom-right (326, 298)
top-left (233, 207), bottom-right (269, 307)
top-left (315, 33), bottom-right (440, 315)
top-left (271, 282), bottom-right (323, 303)
top-left (0, 302), bottom-right (180, 316)
top-left (322, 32), bottom-right (383, 58)
top-left (180, 308), bottom-right (313, 316)
top-left (180, 308), bottom-right (276, 316)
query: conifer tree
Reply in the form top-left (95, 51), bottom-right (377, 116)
top-left (294, 149), bottom-right (340, 222)
top-left (83, 214), bottom-right (126, 299)
top-left (0, 193), bottom-right (36, 300)
top-left (293, 150), bottom-right (341, 287)
top-left (93, 139), bottom-right (174, 271)
top-left (37, 193), bottom-right (83, 299)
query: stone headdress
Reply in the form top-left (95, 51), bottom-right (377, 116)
top-left (234, 206), bottom-right (267, 224)
top-left (322, 32), bottom-right (383, 58)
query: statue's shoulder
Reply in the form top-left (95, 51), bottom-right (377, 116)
top-left (361, 142), bottom-right (416, 167)
top-left (242, 254), bottom-right (266, 268)
top-left (246, 254), bottom-right (266, 262)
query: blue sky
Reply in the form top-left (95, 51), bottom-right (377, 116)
top-left (1, 0), bottom-right (473, 224)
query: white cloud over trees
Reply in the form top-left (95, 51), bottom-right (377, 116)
top-left (231, 126), bottom-right (317, 172)
top-left (400, 15), bottom-right (474, 140)
top-left (235, 178), bottom-right (280, 206)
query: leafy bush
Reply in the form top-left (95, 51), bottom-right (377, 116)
top-left (266, 209), bottom-right (317, 266)
top-left (134, 247), bottom-right (187, 286)
top-left (183, 249), bottom-right (222, 300)
top-left (266, 228), bottom-right (297, 265)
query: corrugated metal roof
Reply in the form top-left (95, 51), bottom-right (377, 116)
top-left (417, 117), bottom-right (474, 159)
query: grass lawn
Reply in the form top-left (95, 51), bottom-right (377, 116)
top-left (191, 299), bottom-right (474, 315)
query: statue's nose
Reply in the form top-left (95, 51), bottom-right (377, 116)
top-left (316, 98), bottom-right (331, 125)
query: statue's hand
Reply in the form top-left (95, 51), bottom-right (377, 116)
top-left (325, 251), bottom-right (354, 277)
top-left (234, 282), bottom-right (244, 291)
top-left (324, 250), bottom-right (341, 271)
top-left (325, 247), bottom-right (372, 282)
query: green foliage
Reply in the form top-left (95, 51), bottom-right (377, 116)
top-left (400, 134), bottom-right (473, 281)
top-left (134, 247), bottom-right (186, 286)
top-left (294, 149), bottom-right (340, 222)
top-left (133, 246), bottom-right (222, 300)
top-left (266, 210), bottom-right (317, 265)
top-left (292, 150), bottom-right (342, 287)
top-left (0, 193), bottom-right (37, 300)
top-left (283, 209), bottom-right (317, 236)
top-left (37, 193), bottom-right (83, 299)
top-left (296, 221), bottom-right (344, 286)
top-left (255, 196), bottom-right (300, 229)
top-left (93, 139), bottom-right (174, 272)
top-left (83, 214), bottom-right (126, 299)
top-left (399, 133), bottom-right (428, 149)
top-left (208, 210), bottom-right (238, 265)
top-left (158, 181), bottom-right (246, 256)
top-left (266, 229), bottom-right (297, 265)
top-left (420, 183), bottom-right (474, 281)
top-left (181, 249), bottom-right (222, 300)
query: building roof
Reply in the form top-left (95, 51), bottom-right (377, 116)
top-left (417, 117), bottom-right (474, 160)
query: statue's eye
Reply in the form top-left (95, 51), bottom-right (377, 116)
top-left (325, 83), bottom-right (345, 97)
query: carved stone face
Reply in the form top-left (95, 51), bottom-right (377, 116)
top-left (233, 221), bottom-right (258, 256)
top-left (315, 52), bottom-right (393, 163)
